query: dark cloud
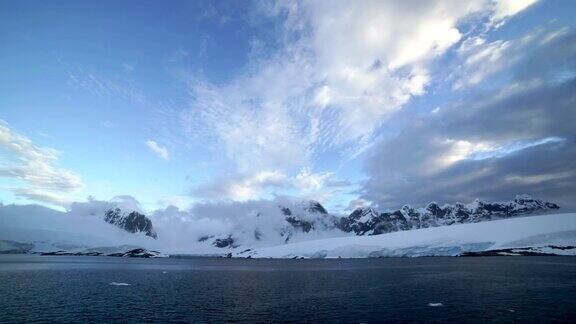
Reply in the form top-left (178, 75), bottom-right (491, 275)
top-left (362, 29), bottom-right (576, 210)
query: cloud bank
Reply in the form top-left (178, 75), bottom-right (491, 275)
top-left (362, 28), bottom-right (576, 210)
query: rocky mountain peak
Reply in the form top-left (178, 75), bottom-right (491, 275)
top-left (104, 208), bottom-right (157, 239)
top-left (302, 200), bottom-right (328, 214)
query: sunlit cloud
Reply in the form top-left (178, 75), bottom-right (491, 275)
top-left (0, 120), bottom-right (83, 206)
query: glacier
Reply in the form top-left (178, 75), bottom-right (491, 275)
top-left (238, 213), bottom-right (576, 258)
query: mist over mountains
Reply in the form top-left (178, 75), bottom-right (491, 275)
top-left (195, 194), bottom-right (559, 250)
top-left (0, 194), bottom-right (561, 255)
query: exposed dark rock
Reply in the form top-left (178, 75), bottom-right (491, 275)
top-left (279, 201), bottom-right (338, 239)
top-left (104, 208), bottom-right (157, 239)
top-left (107, 248), bottom-right (161, 258)
top-left (338, 195), bottom-right (560, 236)
top-left (460, 245), bottom-right (575, 257)
top-left (304, 200), bottom-right (328, 214)
top-left (254, 230), bottom-right (262, 240)
top-left (338, 207), bottom-right (379, 235)
top-left (40, 251), bottom-right (69, 256)
top-left (74, 251), bottom-right (102, 256)
top-left (280, 207), bottom-right (292, 216)
top-left (285, 216), bottom-right (314, 233)
top-left (213, 235), bottom-right (238, 248)
top-left (41, 251), bottom-right (103, 256)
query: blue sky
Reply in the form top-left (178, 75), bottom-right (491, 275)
top-left (1, 0), bottom-right (575, 213)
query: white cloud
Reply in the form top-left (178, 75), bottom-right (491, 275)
top-left (431, 139), bottom-right (495, 172)
top-left (12, 188), bottom-right (74, 207)
top-left (454, 38), bottom-right (513, 88)
top-left (452, 28), bottom-right (565, 89)
top-left (0, 120), bottom-right (83, 206)
top-left (68, 195), bottom-right (143, 215)
top-left (145, 140), bottom-right (170, 161)
top-left (157, 195), bottom-right (189, 209)
top-left (362, 26), bottom-right (576, 209)
top-left (346, 198), bottom-right (373, 211)
top-left (294, 167), bottom-right (333, 192)
top-left (192, 167), bottom-right (351, 203)
top-left (492, 0), bottom-right (538, 21)
top-left (176, 0), bottom-right (538, 205)
top-left (184, 1), bottom-right (527, 158)
top-left (193, 170), bottom-right (288, 201)
top-left (285, 1), bottom-right (493, 142)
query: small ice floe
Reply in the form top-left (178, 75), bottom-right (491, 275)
top-left (428, 303), bottom-right (444, 307)
top-left (109, 282), bottom-right (131, 286)
top-left (162, 271), bottom-right (167, 274)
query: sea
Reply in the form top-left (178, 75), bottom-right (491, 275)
top-left (0, 255), bottom-right (575, 323)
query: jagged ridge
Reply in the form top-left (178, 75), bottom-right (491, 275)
top-left (340, 194), bottom-right (559, 235)
top-left (203, 195), bottom-right (559, 249)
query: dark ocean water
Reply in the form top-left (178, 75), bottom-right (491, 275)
top-left (0, 255), bottom-right (575, 323)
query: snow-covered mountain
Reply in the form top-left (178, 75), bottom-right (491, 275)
top-left (0, 194), bottom-right (567, 257)
top-left (195, 200), bottom-right (344, 250)
top-left (104, 208), bottom-right (157, 239)
top-left (196, 195), bottom-right (559, 251)
top-left (339, 194), bottom-right (560, 236)
top-left (0, 203), bottom-right (160, 254)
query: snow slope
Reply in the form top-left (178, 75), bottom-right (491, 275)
top-left (241, 213), bottom-right (576, 258)
top-left (0, 204), bottom-right (159, 253)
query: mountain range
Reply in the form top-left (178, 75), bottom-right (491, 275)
top-left (338, 194), bottom-right (560, 236)
top-left (98, 194), bottom-right (559, 246)
top-left (0, 194), bottom-right (563, 257)
top-left (193, 194), bottom-right (559, 250)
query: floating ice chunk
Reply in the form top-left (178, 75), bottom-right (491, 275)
top-left (110, 282), bottom-right (131, 286)
top-left (428, 303), bottom-right (443, 307)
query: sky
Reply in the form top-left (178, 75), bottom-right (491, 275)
top-left (1, 0), bottom-right (575, 215)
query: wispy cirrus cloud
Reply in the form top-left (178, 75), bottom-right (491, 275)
top-left (67, 67), bottom-right (149, 105)
top-left (175, 0), bottom-right (539, 205)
